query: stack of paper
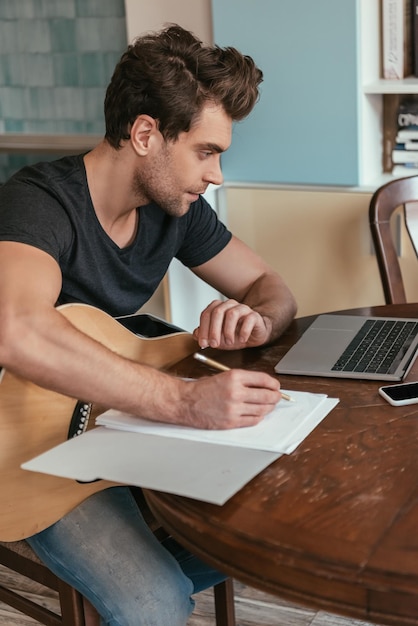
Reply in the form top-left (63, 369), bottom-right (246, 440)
top-left (96, 390), bottom-right (339, 455)
top-left (22, 390), bottom-right (338, 505)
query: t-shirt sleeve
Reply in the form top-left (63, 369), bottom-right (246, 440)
top-left (0, 178), bottom-right (73, 262)
top-left (175, 196), bottom-right (232, 267)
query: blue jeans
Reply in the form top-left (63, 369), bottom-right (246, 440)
top-left (27, 486), bottom-right (226, 626)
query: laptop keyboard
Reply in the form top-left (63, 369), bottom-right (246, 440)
top-left (331, 319), bottom-right (418, 375)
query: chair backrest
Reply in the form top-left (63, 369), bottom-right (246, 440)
top-left (369, 175), bottom-right (418, 304)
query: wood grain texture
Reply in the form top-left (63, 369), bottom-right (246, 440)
top-left (146, 304), bottom-right (418, 626)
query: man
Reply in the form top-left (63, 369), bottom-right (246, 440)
top-left (0, 24), bottom-right (296, 626)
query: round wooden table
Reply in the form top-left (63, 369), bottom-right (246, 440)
top-left (145, 304), bottom-right (418, 626)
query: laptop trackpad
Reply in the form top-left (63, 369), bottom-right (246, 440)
top-left (275, 315), bottom-right (365, 374)
top-left (277, 328), bottom-right (353, 371)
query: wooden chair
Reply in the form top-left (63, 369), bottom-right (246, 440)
top-left (369, 175), bottom-right (418, 304)
top-left (0, 491), bottom-right (235, 626)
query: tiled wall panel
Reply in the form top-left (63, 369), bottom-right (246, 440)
top-left (0, 0), bottom-right (126, 180)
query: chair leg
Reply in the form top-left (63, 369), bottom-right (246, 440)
top-left (56, 578), bottom-right (86, 626)
top-left (214, 578), bottom-right (235, 626)
top-left (83, 597), bottom-right (101, 626)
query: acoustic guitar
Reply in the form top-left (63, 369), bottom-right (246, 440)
top-left (0, 303), bottom-right (198, 541)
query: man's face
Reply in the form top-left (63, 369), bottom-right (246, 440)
top-left (133, 104), bottom-right (232, 216)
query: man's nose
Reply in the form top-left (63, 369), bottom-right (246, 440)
top-left (204, 158), bottom-right (223, 186)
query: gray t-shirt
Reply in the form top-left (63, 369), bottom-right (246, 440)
top-left (0, 155), bottom-right (231, 316)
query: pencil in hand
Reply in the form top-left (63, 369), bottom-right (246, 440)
top-left (193, 352), bottom-right (294, 402)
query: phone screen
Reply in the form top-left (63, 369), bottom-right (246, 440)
top-left (379, 381), bottom-right (418, 404)
top-left (116, 313), bottom-right (184, 337)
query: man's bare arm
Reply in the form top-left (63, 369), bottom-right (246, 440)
top-left (192, 235), bottom-right (297, 349)
top-left (0, 242), bottom-right (284, 428)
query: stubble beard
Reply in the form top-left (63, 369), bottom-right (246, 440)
top-left (132, 147), bottom-right (191, 217)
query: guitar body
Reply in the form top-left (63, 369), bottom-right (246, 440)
top-left (0, 303), bottom-right (198, 541)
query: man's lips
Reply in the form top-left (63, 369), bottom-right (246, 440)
top-left (187, 191), bottom-right (203, 201)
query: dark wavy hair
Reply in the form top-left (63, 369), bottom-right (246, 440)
top-left (104, 24), bottom-right (263, 148)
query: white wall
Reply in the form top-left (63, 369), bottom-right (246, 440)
top-left (124, 0), bottom-right (213, 43)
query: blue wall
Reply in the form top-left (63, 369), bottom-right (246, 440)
top-left (212, 0), bottom-right (359, 186)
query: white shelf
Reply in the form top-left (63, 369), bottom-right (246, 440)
top-left (358, 0), bottom-right (418, 187)
top-left (364, 78), bottom-right (418, 95)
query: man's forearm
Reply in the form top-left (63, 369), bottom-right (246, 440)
top-left (242, 271), bottom-right (297, 342)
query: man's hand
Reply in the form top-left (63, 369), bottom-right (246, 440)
top-left (193, 299), bottom-right (272, 350)
top-left (179, 369), bottom-right (282, 429)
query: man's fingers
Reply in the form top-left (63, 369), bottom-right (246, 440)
top-left (195, 299), bottom-right (265, 349)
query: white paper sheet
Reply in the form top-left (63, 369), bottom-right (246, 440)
top-left (22, 390), bottom-right (339, 506)
top-left (96, 390), bottom-right (339, 454)
top-left (22, 428), bottom-right (281, 505)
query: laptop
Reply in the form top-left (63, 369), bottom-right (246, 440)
top-left (274, 314), bottom-right (418, 381)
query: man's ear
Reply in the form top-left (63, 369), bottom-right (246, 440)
top-left (130, 115), bottom-right (160, 155)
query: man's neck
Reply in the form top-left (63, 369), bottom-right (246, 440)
top-left (84, 142), bottom-right (141, 248)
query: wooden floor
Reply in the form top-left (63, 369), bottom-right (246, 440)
top-left (0, 564), bottom-right (383, 626)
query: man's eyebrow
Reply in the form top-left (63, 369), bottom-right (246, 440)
top-left (196, 142), bottom-right (225, 154)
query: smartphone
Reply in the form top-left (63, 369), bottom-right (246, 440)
top-left (115, 313), bottom-right (184, 338)
top-left (378, 381), bottom-right (418, 406)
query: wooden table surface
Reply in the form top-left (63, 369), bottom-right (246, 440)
top-left (145, 304), bottom-right (418, 626)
